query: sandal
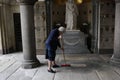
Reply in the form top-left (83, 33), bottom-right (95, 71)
top-left (48, 69), bottom-right (56, 73)
top-left (52, 64), bottom-right (60, 68)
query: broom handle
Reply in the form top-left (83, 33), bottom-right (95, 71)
top-left (62, 50), bottom-right (66, 64)
top-left (60, 35), bottom-right (66, 64)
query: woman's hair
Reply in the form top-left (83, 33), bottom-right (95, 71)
top-left (58, 26), bottom-right (65, 32)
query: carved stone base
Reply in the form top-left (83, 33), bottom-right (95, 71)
top-left (110, 57), bottom-right (120, 66)
top-left (22, 59), bottom-right (40, 69)
top-left (57, 30), bottom-right (90, 54)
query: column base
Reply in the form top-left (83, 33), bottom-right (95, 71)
top-left (22, 59), bottom-right (40, 69)
top-left (110, 57), bottom-right (120, 66)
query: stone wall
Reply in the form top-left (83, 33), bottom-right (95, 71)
top-left (52, 4), bottom-right (66, 25)
top-left (0, 3), bottom-right (16, 53)
top-left (52, 2), bottom-right (92, 30)
top-left (77, 2), bottom-right (92, 29)
top-left (99, 1), bottom-right (115, 53)
top-left (34, 1), bottom-right (47, 54)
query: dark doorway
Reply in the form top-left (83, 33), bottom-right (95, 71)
top-left (13, 13), bottom-right (22, 52)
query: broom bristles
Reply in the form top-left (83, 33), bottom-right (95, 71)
top-left (61, 64), bottom-right (71, 67)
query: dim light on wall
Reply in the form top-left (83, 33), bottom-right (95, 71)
top-left (54, 0), bottom-right (83, 5)
top-left (75, 0), bottom-right (83, 4)
top-left (38, 0), bottom-right (44, 1)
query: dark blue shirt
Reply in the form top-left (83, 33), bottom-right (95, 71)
top-left (46, 28), bottom-right (61, 50)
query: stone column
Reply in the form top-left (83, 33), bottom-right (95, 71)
top-left (110, 0), bottom-right (120, 65)
top-left (16, 0), bottom-right (40, 68)
top-left (91, 0), bottom-right (100, 53)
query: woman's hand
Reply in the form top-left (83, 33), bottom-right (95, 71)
top-left (61, 47), bottom-right (64, 51)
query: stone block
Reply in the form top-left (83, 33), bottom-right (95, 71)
top-left (57, 30), bottom-right (90, 54)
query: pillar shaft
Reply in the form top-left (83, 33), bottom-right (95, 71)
top-left (91, 0), bottom-right (100, 53)
top-left (17, 0), bottom-right (40, 68)
top-left (111, 0), bottom-right (120, 65)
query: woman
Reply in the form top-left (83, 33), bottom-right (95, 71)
top-left (45, 26), bottom-right (65, 73)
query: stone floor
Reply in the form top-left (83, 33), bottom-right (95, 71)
top-left (0, 52), bottom-right (120, 80)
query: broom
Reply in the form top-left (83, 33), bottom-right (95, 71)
top-left (61, 50), bottom-right (71, 67)
top-left (60, 36), bottom-right (70, 67)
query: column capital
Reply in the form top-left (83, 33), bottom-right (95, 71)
top-left (16, 0), bottom-right (37, 5)
top-left (115, 0), bottom-right (120, 3)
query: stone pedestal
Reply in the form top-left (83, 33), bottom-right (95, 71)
top-left (57, 30), bottom-right (89, 54)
